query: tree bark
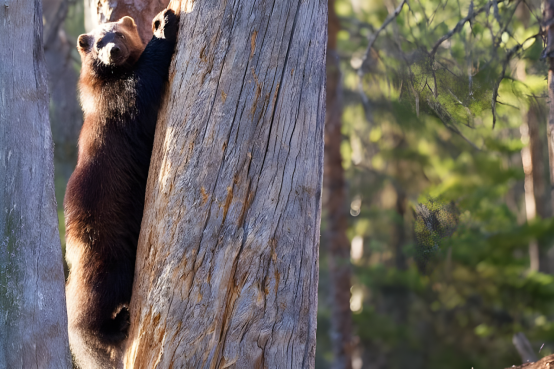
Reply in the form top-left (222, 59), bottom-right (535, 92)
top-left (323, 0), bottom-right (353, 368)
top-left (83, 0), bottom-right (170, 44)
top-left (0, 0), bottom-right (72, 367)
top-left (124, 0), bottom-right (326, 367)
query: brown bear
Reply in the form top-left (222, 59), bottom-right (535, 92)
top-left (64, 9), bottom-right (178, 369)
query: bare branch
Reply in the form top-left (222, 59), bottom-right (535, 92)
top-left (356, 0), bottom-right (409, 123)
top-left (491, 33), bottom-right (540, 128)
top-left (359, 0), bottom-right (408, 73)
top-left (447, 88), bottom-right (474, 128)
top-left (43, 0), bottom-right (72, 49)
top-left (430, 0), bottom-right (507, 56)
top-left (426, 97), bottom-right (480, 150)
top-left (493, 0), bottom-right (522, 47)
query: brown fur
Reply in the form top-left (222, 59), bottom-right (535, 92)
top-left (64, 10), bottom-right (178, 368)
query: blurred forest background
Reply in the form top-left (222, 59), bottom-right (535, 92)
top-left (46, 0), bottom-right (554, 367)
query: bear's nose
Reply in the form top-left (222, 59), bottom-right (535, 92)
top-left (110, 46), bottom-right (120, 56)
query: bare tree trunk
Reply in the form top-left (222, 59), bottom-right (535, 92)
top-left (124, 0), bottom-right (326, 367)
top-left (323, 0), bottom-right (353, 367)
top-left (0, 0), bottom-right (72, 367)
top-left (522, 117), bottom-right (540, 271)
top-left (528, 106), bottom-right (551, 220)
top-left (521, 104), bottom-right (551, 272)
top-left (83, 0), bottom-right (170, 44)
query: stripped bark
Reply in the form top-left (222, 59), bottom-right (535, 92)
top-left (0, 0), bottom-right (72, 367)
top-left (83, 0), bottom-right (170, 44)
top-left (124, 0), bottom-right (326, 367)
top-left (323, 0), bottom-right (353, 367)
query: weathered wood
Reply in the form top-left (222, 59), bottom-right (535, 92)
top-left (510, 354), bottom-right (554, 369)
top-left (84, 0), bottom-right (170, 44)
top-left (124, 0), bottom-right (326, 367)
top-left (323, 0), bottom-right (353, 367)
top-left (0, 0), bottom-right (72, 367)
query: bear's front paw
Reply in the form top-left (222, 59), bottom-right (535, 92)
top-left (152, 8), bottom-right (179, 41)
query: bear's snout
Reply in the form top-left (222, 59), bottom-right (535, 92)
top-left (97, 42), bottom-right (125, 66)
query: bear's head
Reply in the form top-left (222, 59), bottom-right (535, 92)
top-left (77, 16), bottom-right (144, 71)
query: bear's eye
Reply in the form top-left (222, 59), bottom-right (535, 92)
top-left (115, 32), bottom-right (125, 39)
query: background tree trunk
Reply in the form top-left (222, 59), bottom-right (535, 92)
top-left (124, 0), bottom-right (326, 367)
top-left (521, 104), bottom-right (552, 273)
top-left (83, 0), bottom-right (170, 44)
top-left (0, 0), bottom-right (72, 367)
top-left (323, 0), bottom-right (353, 367)
top-left (43, 0), bottom-right (83, 277)
top-left (43, 0), bottom-right (82, 193)
top-left (544, 0), bottom-right (554, 217)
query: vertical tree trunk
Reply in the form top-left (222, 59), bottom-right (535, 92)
top-left (521, 118), bottom-right (540, 271)
top-left (521, 104), bottom-right (551, 272)
top-left (124, 0), bottom-right (326, 367)
top-left (42, 0), bottom-right (82, 238)
top-left (528, 106), bottom-right (550, 221)
top-left (544, 0), bottom-right (554, 217)
top-left (43, 0), bottom-right (82, 176)
top-left (323, 0), bottom-right (353, 367)
top-left (0, 0), bottom-right (72, 367)
top-left (83, 0), bottom-right (170, 44)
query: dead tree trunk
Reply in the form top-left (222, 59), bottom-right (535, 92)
top-left (323, 0), bottom-right (353, 367)
top-left (124, 0), bottom-right (326, 367)
top-left (83, 0), bottom-right (170, 44)
top-left (0, 0), bottom-right (72, 367)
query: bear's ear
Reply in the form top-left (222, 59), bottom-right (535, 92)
top-left (118, 16), bottom-right (137, 29)
top-left (77, 34), bottom-right (93, 52)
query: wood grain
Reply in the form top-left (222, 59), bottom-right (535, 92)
top-left (0, 0), bottom-right (72, 367)
top-left (124, 0), bottom-right (327, 367)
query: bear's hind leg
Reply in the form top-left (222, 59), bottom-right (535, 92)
top-left (67, 265), bottom-right (133, 368)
